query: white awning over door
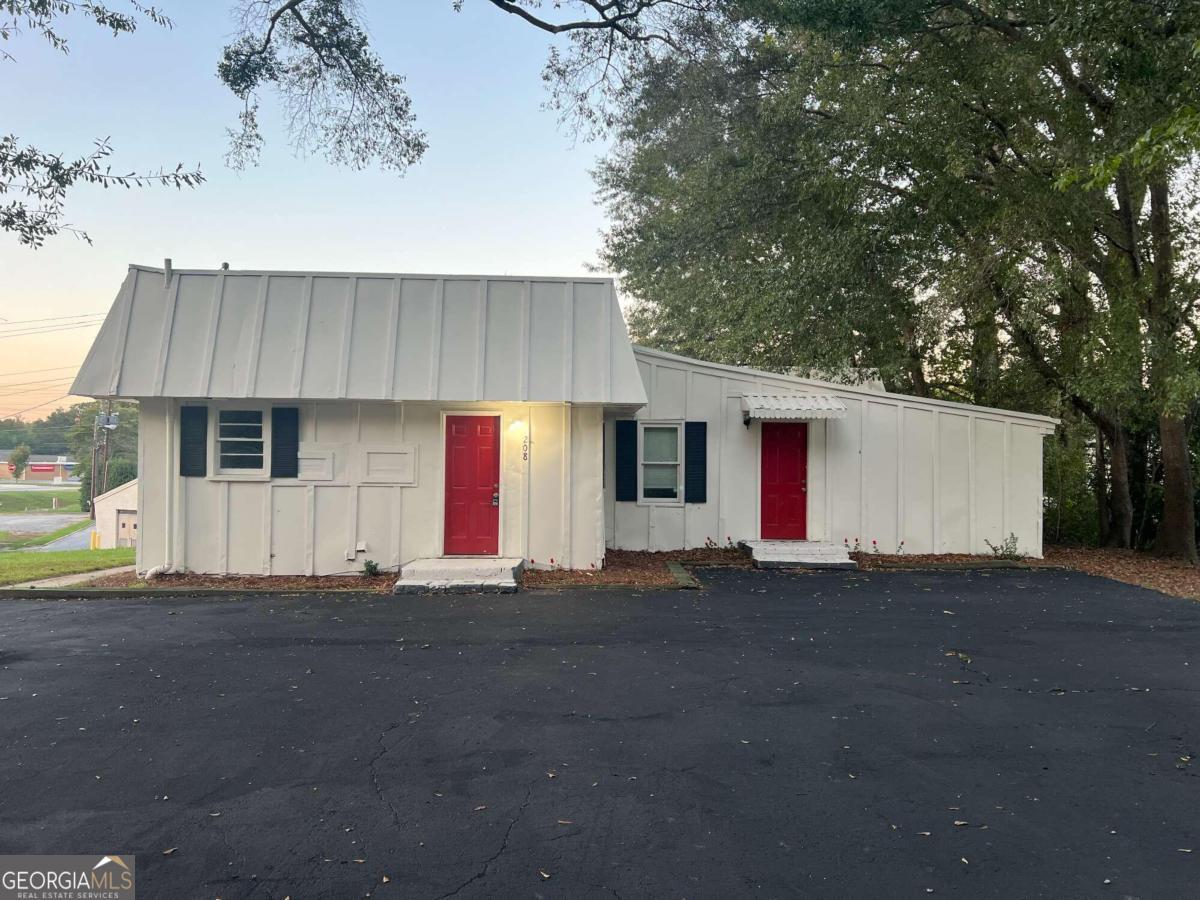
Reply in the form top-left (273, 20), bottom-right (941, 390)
top-left (741, 393), bottom-right (849, 425)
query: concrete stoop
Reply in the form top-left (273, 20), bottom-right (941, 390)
top-left (740, 540), bottom-right (858, 570)
top-left (393, 557), bottom-right (524, 594)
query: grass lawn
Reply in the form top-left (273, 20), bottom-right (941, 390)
top-left (0, 518), bottom-right (92, 551)
top-left (0, 488), bottom-right (82, 514)
top-left (0, 549), bottom-right (135, 586)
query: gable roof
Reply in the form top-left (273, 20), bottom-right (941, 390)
top-left (72, 264), bottom-right (647, 406)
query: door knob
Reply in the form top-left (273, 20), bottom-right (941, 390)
top-left (492, 492), bottom-right (500, 507)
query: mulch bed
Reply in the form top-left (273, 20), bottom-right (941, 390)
top-left (72, 545), bottom-right (1200, 600)
top-left (521, 548), bottom-right (750, 588)
top-left (79, 571), bottom-right (398, 593)
top-left (76, 549), bottom-right (751, 592)
top-left (851, 552), bottom-right (1025, 570)
top-left (852, 546), bottom-right (1200, 601)
top-left (1037, 546), bottom-right (1200, 601)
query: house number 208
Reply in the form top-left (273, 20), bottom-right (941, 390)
top-left (522, 435), bottom-right (529, 461)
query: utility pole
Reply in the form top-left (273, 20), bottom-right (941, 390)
top-left (90, 402), bottom-right (119, 520)
top-left (88, 413), bottom-right (99, 520)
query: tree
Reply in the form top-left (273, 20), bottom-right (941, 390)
top-left (5, 0), bottom-right (704, 246)
top-left (67, 401), bottom-right (138, 509)
top-left (597, 0), bottom-right (1200, 559)
top-left (7, 443), bottom-right (30, 479)
top-left (1, 2), bottom-right (205, 246)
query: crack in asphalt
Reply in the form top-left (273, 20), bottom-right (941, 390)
top-left (367, 719), bottom-right (407, 836)
top-left (434, 781), bottom-right (535, 900)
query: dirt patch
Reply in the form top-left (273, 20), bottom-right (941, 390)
top-left (79, 571), bottom-right (397, 593)
top-left (521, 547), bottom-right (750, 588)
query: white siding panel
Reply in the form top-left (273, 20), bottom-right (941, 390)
top-left (359, 402), bottom-right (400, 443)
top-left (528, 405), bottom-right (565, 565)
top-left (685, 373), bottom-right (722, 547)
top-left (653, 367), bottom-right (687, 420)
top-left (254, 276), bottom-right (306, 397)
top-left (864, 402), bottom-right (899, 551)
top-left (137, 398), bottom-right (168, 572)
top-left (227, 482), bottom-right (265, 574)
top-left (356, 486), bottom-right (395, 567)
top-left (973, 419), bottom-right (1006, 551)
top-left (828, 397), bottom-right (863, 545)
top-left (806, 420), bottom-right (827, 542)
top-left (313, 487), bottom-right (350, 574)
top-left (571, 282), bottom-right (607, 402)
top-left (1009, 425), bottom-right (1043, 556)
top-left (902, 408), bottom-right (935, 553)
top-left (528, 282), bottom-right (568, 401)
top-left (270, 486), bottom-right (307, 574)
top-left (720, 394), bottom-right (758, 543)
top-left (183, 476), bottom-right (220, 572)
top-left (484, 280), bottom-right (524, 401)
top-left (346, 278), bottom-right (393, 399)
top-left (938, 414), bottom-right (970, 552)
top-left (570, 406), bottom-right (604, 567)
top-left (650, 506), bottom-right (685, 552)
top-left (398, 403), bottom-right (439, 561)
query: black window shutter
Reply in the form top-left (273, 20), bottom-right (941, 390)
top-left (179, 406), bottom-right (208, 477)
top-left (271, 407), bottom-right (300, 478)
top-left (684, 421), bottom-right (707, 503)
top-left (614, 420), bottom-right (637, 502)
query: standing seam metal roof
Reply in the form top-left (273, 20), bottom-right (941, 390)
top-left (71, 265), bottom-right (648, 405)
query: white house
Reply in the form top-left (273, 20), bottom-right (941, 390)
top-left (72, 263), bottom-right (1056, 581)
top-left (92, 478), bottom-right (138, 548)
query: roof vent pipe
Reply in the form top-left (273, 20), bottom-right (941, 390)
top-left (163, 257), bottom-right (173, 288)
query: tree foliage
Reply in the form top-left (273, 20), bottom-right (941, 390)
top-left (596, 0), bottom-right (1200, 558)
top-left (0, 1), bottom-right (204, 246)
top-left (6, 442), bottom-right (30, 478)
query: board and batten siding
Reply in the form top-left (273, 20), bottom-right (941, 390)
top-left (138, 399), bottom-right (603, 575)
top-left (605, 348), bottom-right (1055, 557)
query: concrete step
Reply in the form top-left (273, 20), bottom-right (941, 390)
top-left (740, 540), bottom-right (858, 570)
top-left (393, 557), bottom-right (524, 594)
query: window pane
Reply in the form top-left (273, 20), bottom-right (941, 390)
top-left (643, 426), bottom-right (678, 463)
top-left (219, 423), bottom-right (261, 439)
top-left (219, 410), bottom-right (262, 425)
top-left (220, 454), bottom-right (263, 469)
top-left (643, 463), bottom-right (678, 499)
top-left (220, 440), bottom-right (262, 456)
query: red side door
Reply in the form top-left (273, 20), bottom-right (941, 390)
top-left (761, 422), bottom-right (808, 539)
top-left (444, 415), bottom-right (500, 555)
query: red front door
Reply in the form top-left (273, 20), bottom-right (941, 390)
top-left (444, 415), bottom-right (500, 555)
top-left (761, 422), bottom-right (808, 539)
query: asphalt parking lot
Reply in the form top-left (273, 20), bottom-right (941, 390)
top-left (0, 568), bottom-right (1197, 898)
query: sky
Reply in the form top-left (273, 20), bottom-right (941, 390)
top-left (0, 1), bottom-right (613, 419)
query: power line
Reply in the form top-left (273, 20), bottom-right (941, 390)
top-left (0, 312), bottom-right (105, 327)
top-left (0, 375), bottom-right (79, 390)
top-left (0, 381), bottom-right (75, 398)
top-left (3, 395), bottom-right (73, 418)
top-left (0, 364), bottom-right (80, 379)
top-left (0, 322), bottom-right (104, 340)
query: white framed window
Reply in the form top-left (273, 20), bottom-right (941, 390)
top-left (216, 409), bottom-right (265, 473)
top-left (638, 421), bottom-right (683, 504)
